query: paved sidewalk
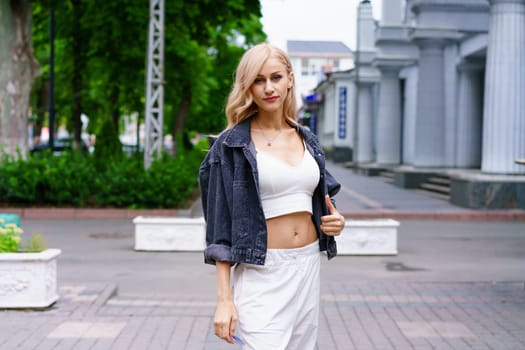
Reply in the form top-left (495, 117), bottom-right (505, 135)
top-left (1, 218), bottom-right (524, 349)
top-left (1, 165), bottom-right (525, 349)
top-left (325, 162), bottom-right (525, 220)
top-left (2, 280), bottom-right (524, 350)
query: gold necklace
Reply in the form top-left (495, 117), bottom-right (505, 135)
top-left (255, 119), bottom-right (283, 147)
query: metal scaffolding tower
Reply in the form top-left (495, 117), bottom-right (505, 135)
top-left (144, 0), bottom-right (165, 169)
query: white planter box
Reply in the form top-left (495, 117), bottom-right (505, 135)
top-left (133, 216), bottom-right (399, 255)
top-left (0, 249), bottom-right (61, 309)
top-left (337, 219), bottom-right (399, 255)
top-left (133, 216), bottom-right (206, 251)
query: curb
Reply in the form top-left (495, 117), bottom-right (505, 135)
top-left (1, 208), bottom-right (180, 219)
top-left (2, 208), bottom-right (525, 221)
top-left (341, 210), bottom-right (525, 221)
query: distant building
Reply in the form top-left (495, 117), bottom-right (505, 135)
top-left (313, 0), bottom-right (525, 209)
top-left (286, 40), bottom-right (353, 108)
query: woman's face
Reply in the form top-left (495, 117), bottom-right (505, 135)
top-left (249, 56), bottom-right (293, 115)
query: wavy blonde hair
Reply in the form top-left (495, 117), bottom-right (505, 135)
top-left (225, 43), bottom-right (297, 128)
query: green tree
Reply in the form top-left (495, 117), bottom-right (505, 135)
top-left (29, 1), bottom-right (265, 155)
top-left (93, 116), bottom-right (122, 167)
top-left (31, 1), bottom-right (85, 145)
top-left (164, 0), bottom-right (265, 151)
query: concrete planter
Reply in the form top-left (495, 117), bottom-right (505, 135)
top-left (134, 216), bottom-right (206, 251)
top-left (0, 249), bottom-right (61, 309)
top-left (133, 216), bottom-right (399, 255)
top-left (338, 219), bottom-right (399, 255)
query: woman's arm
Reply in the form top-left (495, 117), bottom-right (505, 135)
top-left (199, 144), bottom-right (235, 265)
top-left (213, 261), bottom-right (237, 344)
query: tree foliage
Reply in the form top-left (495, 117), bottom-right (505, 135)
top-left (29, 0), bottom-right (266, 151)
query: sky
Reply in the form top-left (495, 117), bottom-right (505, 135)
top-left (260, 0), bottom-right (383, 51)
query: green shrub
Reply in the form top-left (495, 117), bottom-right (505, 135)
top-left (37, 151), bottom-right (96, 206)
top-left (0, 153), bottom-right (42, 204)
top-left (0, 220), bottom-right (23, 253)
top-left (20, 232), bottom-right (47, 253)
top-left (0, 147), bottom-right (204, 209)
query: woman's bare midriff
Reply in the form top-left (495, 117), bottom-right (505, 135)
top-left (266, 211), bottom-right (318, 249)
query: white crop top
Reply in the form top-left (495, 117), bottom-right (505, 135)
top-left (257, 145), bottom-right (320, 219)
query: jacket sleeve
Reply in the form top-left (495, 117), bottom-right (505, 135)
top-left (199, 148), bottom-right (233, 265)
top-left (304, 127), bottom-right (341, 201)
top-left (326, 168), bottom-right (341, 198)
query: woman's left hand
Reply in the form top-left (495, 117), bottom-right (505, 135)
top-left (321, 195), bottom-right (345, 236)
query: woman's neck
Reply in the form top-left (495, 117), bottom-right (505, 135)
top-left (254, 112), bottom-right (287, 130)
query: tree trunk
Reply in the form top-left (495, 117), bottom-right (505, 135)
top-left (172, 93), bottom-right (191, 156)
top-left (0, 0), bottom-right (40, 158)
top-left (110, 82), bottom-right (120, 133)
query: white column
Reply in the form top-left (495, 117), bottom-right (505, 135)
top-left (355, 84), bottom-right (374, 163)
top-left (376, 67), bottom-right (401, 164)
top-left (358, 1), bottom-right (375, 52)
top-left (413, 40), bottom-right (446, 167)
top-left (456, 63), bottom-right (484, 168)
top-left (381, 0), bottom-right (404, 25)
top-left (482, 0), bottom-right (525, 174)
top-left (401, 67), bottom-right (418, 165)
top-left (354, 0), bottom-right (378, 164)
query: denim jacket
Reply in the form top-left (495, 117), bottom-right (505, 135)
top-left (199, 117), bottom-right (341, 265)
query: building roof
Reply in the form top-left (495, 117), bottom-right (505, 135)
top-left (287, 40), bottom-right (353, 56)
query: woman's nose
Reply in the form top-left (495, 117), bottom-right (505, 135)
top-left (264, 80), bottom-right (274, 93)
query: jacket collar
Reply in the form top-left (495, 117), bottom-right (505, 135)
top-left (223, 117), bottom-right (252, 148)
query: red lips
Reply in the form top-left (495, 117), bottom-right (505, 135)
top-left (263, 96), bottom-right (279, 102)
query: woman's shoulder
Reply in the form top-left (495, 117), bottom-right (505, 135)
top-left (201, 129), bottom-right (237, 164)
top-left (297, 124), bottom-right (320, 144)
top-left (207, 129), bottom-right (230, 148)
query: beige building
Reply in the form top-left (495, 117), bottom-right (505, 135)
top-left (286, 40), bottom-right (353, 108)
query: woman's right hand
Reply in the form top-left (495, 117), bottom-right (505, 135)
top-left (213, 299), bottom-right (238, 344)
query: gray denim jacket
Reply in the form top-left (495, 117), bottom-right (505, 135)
top-left (199, 117), bottom-right (341, 265)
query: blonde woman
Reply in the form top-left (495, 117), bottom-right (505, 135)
top-left (199, 43), bottom-right (345, 349)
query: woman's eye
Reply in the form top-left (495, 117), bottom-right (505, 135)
top-left (254, 78), bottom-right (264, 84)
top-left (272, 75), bottom-right (282, 81)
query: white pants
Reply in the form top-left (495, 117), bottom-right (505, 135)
top-left (233, 240), bottom-right (321, 350)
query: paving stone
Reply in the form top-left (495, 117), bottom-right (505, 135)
top-left (108, 317), bottom-right (145, 350)
top-left (47, 321), bottom-right (126, 339)
top-left (3, 215), bottom-right (525, 350)
top-left (397, 321), bottom-right (440, 338)
top-left (1, 281), bottom-right (525, 349)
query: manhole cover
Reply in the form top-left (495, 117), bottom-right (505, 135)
top-left (88, 232), bottom-right (132, 240)
top-left (385, 262), bottom-right (426, 272)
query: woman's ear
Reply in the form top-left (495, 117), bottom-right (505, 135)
top-left (288, 71), bottom-right (294, 89)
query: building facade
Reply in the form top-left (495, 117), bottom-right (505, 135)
top-left (313, 0), bottom-right (525, 208)
top-left (287, 40), bottom-right (353, 108)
